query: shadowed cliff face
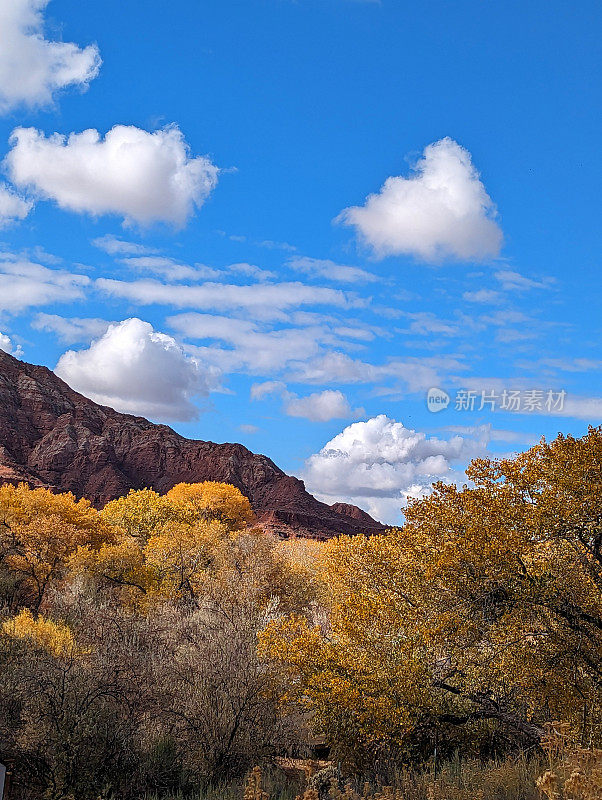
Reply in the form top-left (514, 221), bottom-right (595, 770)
top-left (0, 350), bottom-right (384, 540)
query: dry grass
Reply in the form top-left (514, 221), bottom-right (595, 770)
top-left (329, 756), bottom-right (539, 800)
top-left (146, 751), bottom-right (549, 800)
top-left (389, 756), bottom-right (540, 800)
top-left (536, 723), bottom-right (602, 800)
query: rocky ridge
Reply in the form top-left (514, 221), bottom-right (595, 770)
top-left (0, 349), bottom-right (384, 539)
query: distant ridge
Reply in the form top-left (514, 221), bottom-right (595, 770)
top-left (0, 349), bottom-right (384, 540)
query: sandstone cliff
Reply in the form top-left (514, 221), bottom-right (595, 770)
top-left (0, 350), bottom-right (384, 539)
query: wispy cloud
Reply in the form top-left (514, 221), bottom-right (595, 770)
top-left (33, 313), bottom-right (112, 344)
top-left (92, 235), bottom-right (159, 256)
top-left (288, 256), bottom-right (379, 284)
top-left (494, 269), bottom-right (554, 291)
top-left (97, 277), bottom-right (364, 319)
top-left (0, 254), bottom-right (88, 313)
top-left (462, 289), bottom-right (504, 304)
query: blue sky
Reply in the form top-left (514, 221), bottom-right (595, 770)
top-left (0, 0), bottom-right (600, 522)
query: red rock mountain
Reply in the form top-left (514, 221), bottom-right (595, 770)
top-left (0, 350), bottom-right (384, 539)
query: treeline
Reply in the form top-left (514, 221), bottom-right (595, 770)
top-left (0, 482), bottom-right (315, 798)
top-left (1, 428), bottom-right (602, 799)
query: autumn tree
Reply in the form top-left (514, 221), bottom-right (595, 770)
top-left (102, 481), bottom-right (255, 542)
top-left (74, 483), bottom-right (313, 613)
top-left (260, 530), bottom-right (433, 772)
top-left (102, 487), bottom-right (176, 542)
top-left (0, 479), bottom-right (318, 796)
top-left (261, 427), bottom-right (602, 771)
top-left (0, 484), bottom-right (115, 610)
top-left (398, 427), bottom-right (602, 746)
top-left (166, 481), bottom-right (256, 531)
top-left (3, 608), bottom-right (76, 657)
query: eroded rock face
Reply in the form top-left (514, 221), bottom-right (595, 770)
top-left (0, 350), bottom-right (385, 539)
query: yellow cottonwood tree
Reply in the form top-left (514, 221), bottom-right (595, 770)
top-left (166, 481), bottom-right (255, 531)
top-left (144, 519), bottom-right (231, 601)
top-left (260, 530), bottom-right (432, 769)
top-left (0, 484), bottom-right (115, 609)
top-left (70, 537), bottom-right (159, 605)
top-left (72, 482), bottom-right (313, 612)
top-left (261, 427), bottom-right (602, 767)
top-left (102, 488), bottom-right (176, 542)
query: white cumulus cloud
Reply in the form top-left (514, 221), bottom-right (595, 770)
top-left (338, 137), bottom-right (502, 262)
top-left (303, 415), bottom-right (489, 523)
top-left (250, 380), bottom-right (362, 423)
top-left (55, 318), bottom-right (220, 421)
top-left (6, 125), bottom-right (219, 227)
top-left (0, 0), bottom-right (101, 112)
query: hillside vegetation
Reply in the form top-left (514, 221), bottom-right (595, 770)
top-left (2, 428), bottom-right (602, 799)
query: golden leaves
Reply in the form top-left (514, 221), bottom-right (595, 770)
top-left (166, 481), bottom-right (256, 531)
top-left (0, 483), bottom-right (115, 608)
top-left (261, 427), bottom-right (602, 762)
top-left (2, 608), bottom-right (76, 658)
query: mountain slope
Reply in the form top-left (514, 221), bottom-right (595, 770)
top-left (0, 350), bottom-right (384, 539)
